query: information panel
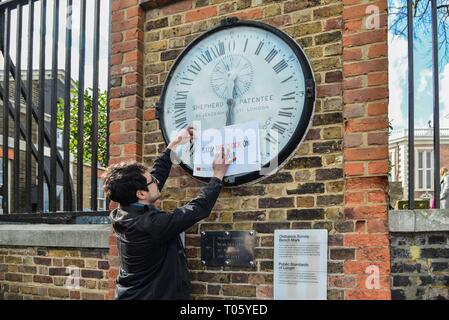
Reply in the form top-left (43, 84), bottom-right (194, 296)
top-left (274, 229), bottom-right (328, 300)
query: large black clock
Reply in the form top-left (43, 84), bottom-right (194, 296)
top-left (156, 18), bottom-right (316, 186)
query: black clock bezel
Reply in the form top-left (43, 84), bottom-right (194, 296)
top-left (157, 18), bottom-right (316, 187)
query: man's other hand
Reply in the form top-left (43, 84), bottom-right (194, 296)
top-left (212, 147), bottom-right (233, 181)
top-left (167, 126), bottom-right (195, 150)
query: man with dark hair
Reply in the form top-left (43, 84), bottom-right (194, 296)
top-left (104, 127), bottom-right (230, 300)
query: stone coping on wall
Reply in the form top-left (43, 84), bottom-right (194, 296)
top-left (389, 209), bottom-right (449, 232)
top-left (0, 224), bottom-right (111, 248)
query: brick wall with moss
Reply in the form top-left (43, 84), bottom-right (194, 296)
top-left (0, 246), bottom-right (109, 300)
top-left (390, 232), bottom-right (449, 300)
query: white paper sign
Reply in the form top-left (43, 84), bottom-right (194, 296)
top-left (274, 229), bottom-right (328, 300)
top-left (193, 121), bottom-right (261, 177)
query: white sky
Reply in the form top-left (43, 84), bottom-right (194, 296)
top-left (440, 63), bottom-right (449, 128)
top-left (0, 0), bottom-right (110, 90)
top-left (387, 0), bottom-right (449, 131)
top-left (388, 33), bottom-right (407, 131)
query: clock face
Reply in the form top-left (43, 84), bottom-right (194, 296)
top-left (158, 20), bottom-right (315, 186)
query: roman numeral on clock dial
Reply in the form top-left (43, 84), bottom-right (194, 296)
top-left (278, 110), bottom-right (292, 117)
top-left (180, 77), bottom-right (193, 86)
top-left (273, 59), bottom-right (288, 74)
top-left (281, 92), bottom-right (295, 101)
top-left (174, 102), bottom-right (186, 109)
top-left (201, 50), bottom-right (212, 63)
top-left (272, 121), bottom-right (287, 135)
top-left (175, 91), bottom-right (188, 100)
top-left (265, 49), bottom-right (278, 63)
top-left (188, 61), bottom-right (201, 75)
top-left (265, 132), bottom-right (278, 144)
top-left (281, 75), bottom-right (293, 83)
top-left (174, 116), bottom-right (187, 130)
top-left (255, 41), bottom-right (264, 55)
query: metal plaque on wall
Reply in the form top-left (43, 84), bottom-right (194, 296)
top-left (200, 231), bottom-right (256, 267)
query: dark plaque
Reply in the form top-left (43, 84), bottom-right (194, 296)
top-left (200, 231), bottom-right (256, 267)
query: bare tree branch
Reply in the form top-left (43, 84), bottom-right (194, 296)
top-left (389, 0), bottom-right (449, 66)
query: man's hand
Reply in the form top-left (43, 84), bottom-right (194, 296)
top-left (212, 147), bottom-right (233, 181)
top-left (167, 126), bottom-right (195, 150)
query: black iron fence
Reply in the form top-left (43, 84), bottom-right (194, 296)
top-left (0, 0), bottom-right (110, 221)
top-left (388, 0), bottom-right (446, 209)
top-left (406, 0), bottom-right (441, 209)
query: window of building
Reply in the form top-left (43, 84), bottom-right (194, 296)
top-left (43, 183), bottom-right (49, 212)
top-left (43, 183), bottom-right (64, 212)
top-left (0, 158), bottom-right (12, 214)
top-left (389, 150), bottom-right (396, 182)
top-left (416, 149), bottom-right (433, 191)
top-left (97, 178), bottom-right (106, 210)
top-left (56, 185), bottom-right (64, 211)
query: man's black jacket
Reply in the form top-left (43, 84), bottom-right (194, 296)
top-left (110, 149), bottom-right (223, 300)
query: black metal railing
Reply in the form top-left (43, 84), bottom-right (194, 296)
top-left (389, 0), bottom-right (444, 209)
top-left (406, 0), bottom-right (441, 209)
top-left (430, 0), bottom-right (441, 209)
top-left (0, 0), bottom-right (110, 219)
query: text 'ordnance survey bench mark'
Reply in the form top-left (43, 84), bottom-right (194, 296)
top-left (274, 229), bottom-right (328, 300)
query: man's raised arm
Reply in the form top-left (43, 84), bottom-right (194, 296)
top-left (150, 126), bottom-right (194, 190)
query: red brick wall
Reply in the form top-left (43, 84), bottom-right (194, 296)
top-left (440, 145), bottom-right (449, 170)
top-left (108, 0), bottom-right (390, 300)
top-left (342, 0), bottom-right (390, 299)
top-left (109, 0), bottom-right (145, 165)
top-left (108, 0), bottom-right (146, 300)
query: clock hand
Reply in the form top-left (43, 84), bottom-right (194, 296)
top-left (232, 86), bottom-right (238, 100)
top-left (232, 74), bottom-right (239, 99)
top-left (226, 98), bottom-right (235, 126)
top-left (226, 72), bottom-right (238, 126)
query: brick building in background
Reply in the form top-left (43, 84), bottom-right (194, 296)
top-left (388, 128), bottom-right (449, 205)
top-left (108, 0), bottom-right (390, 300)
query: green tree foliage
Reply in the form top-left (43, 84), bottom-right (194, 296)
top-left (57, 82), bottom-right (108, 167)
